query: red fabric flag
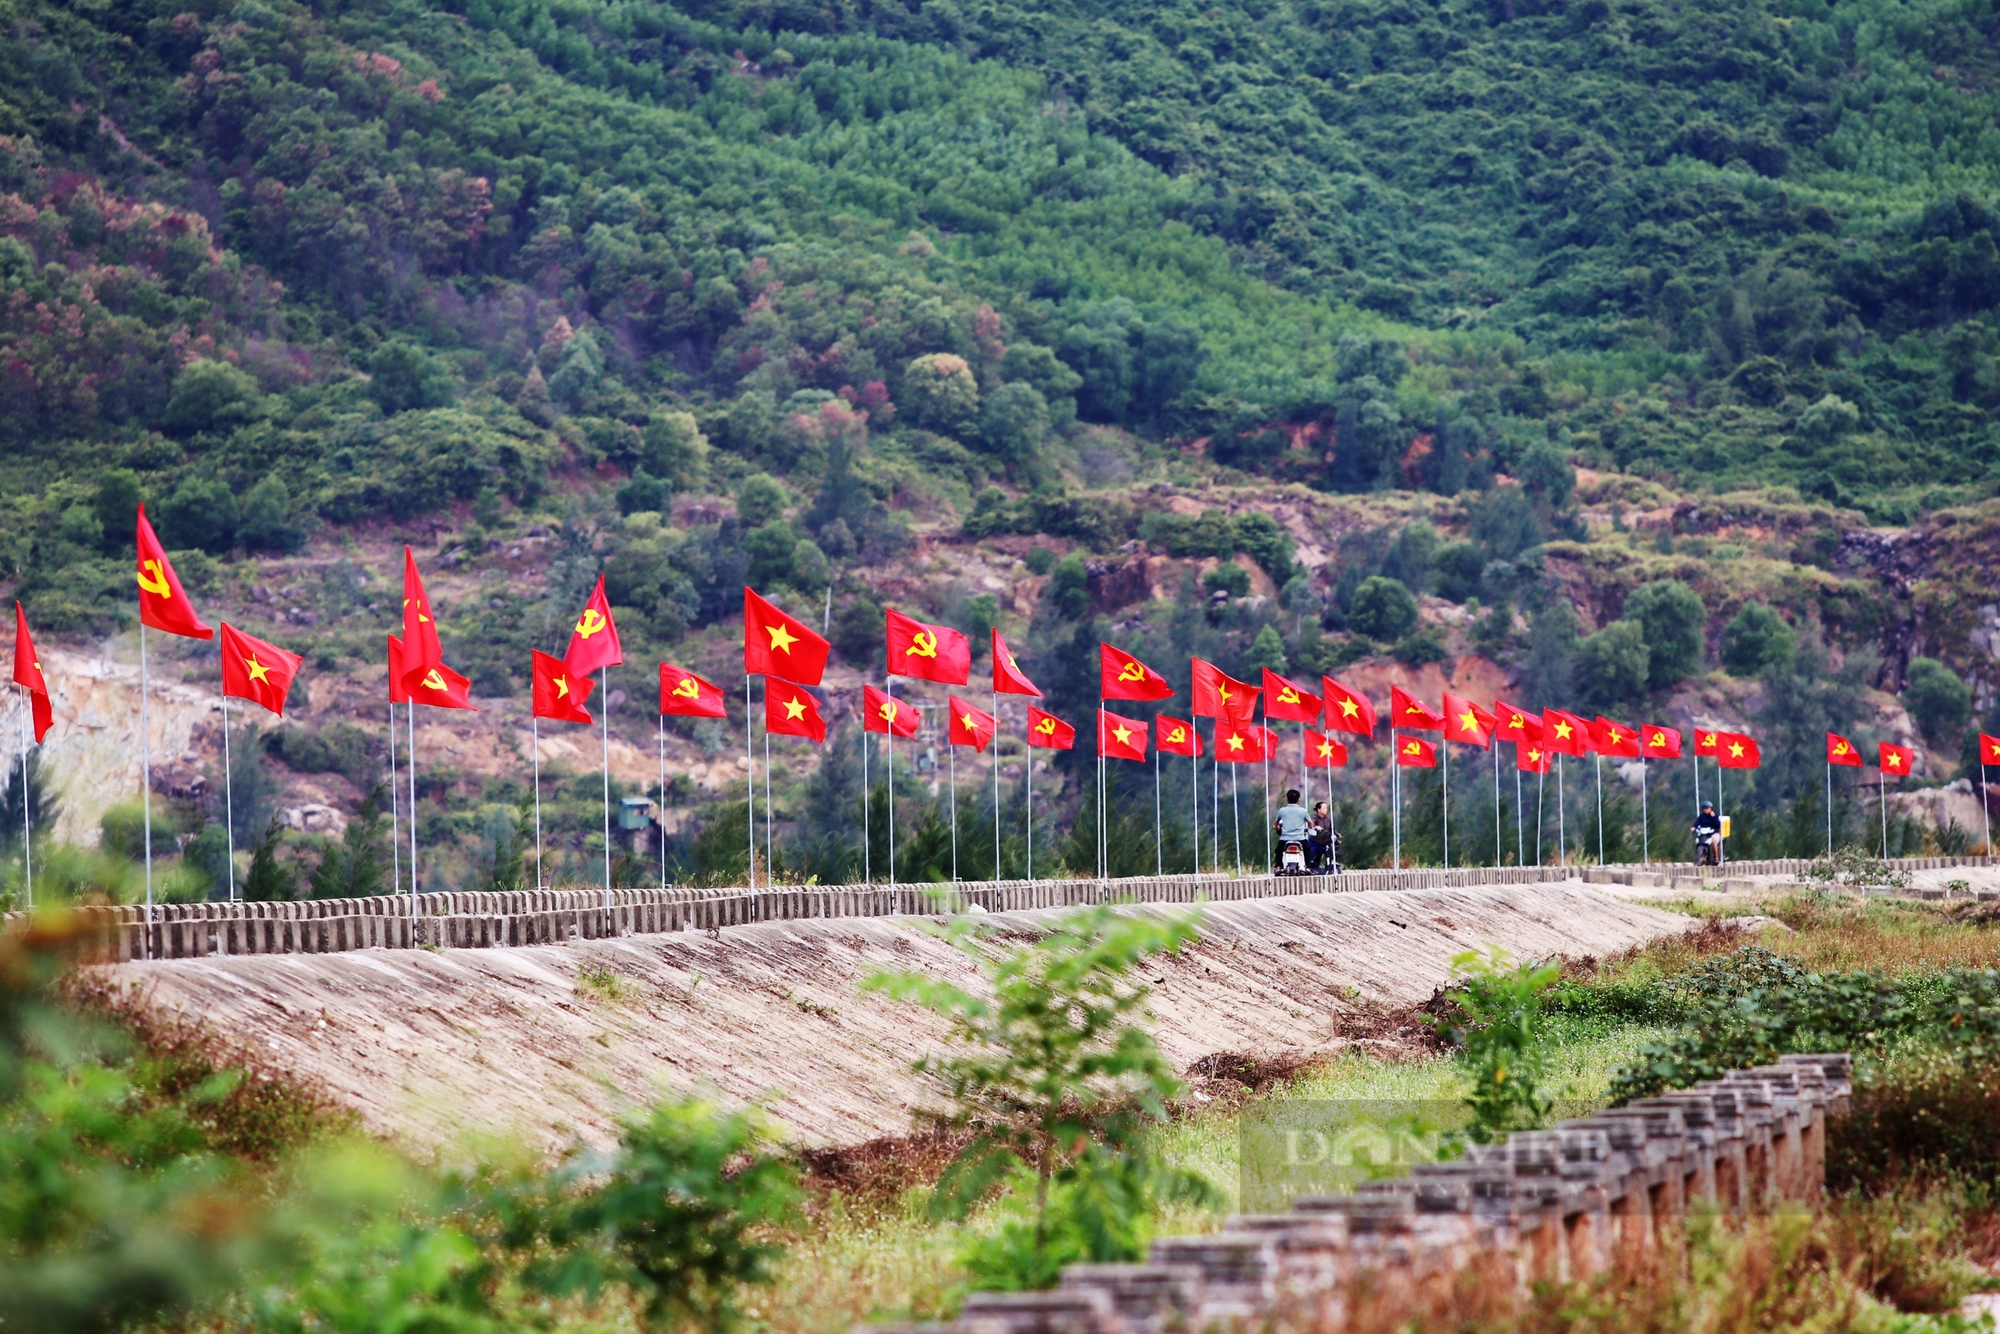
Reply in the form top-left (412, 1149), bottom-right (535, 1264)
top-left (1396, 735), bottom-right (1438, 768)
top-left (219, 622), bottom-right (303, 718)
top-left (1390, 686), bottom-right (1444, 731)
top-left (1643, 725), bottom-right (1683, 759)
top-left (1591, 716), bottom-right (1642, 759)
top-left (659, 663), bottom-right (727, 718)
top-left (1099, 708), bottom-right (1149, 761)
top-left (387, 635), bottom-right (412, 705)
top-left (744, 587), bottom-right (831, 685)
top-left (1717, 732), bottom-right (1761, 769)
top-left (1442, 692), bottom-right (1493, 748)
top-left (1306, 730), bottom-right (1349, 768)
top-left (1492, 699), bottom-right (1542, 744)
top-left (532, 650), bottom-right (594, 724)
top-left (135, 503), bottom-right (213, 640)
top-left (1980, 733), bottom-right (2000, 767)
top-left (862, 684), bottom-right (919, 737)
top-left (1191, 658), bottom-right (1259, 720)
top-left (1694, 728), bottom-right (1723, 757)
top-left (1156, 715), bottom-right (1203, 757)
top-left (400, 546), bottom-right (443, 690)
top-left (1321, 676), bottom-right (1378, 736)
top-left (563, 573), bottom-right (623, 676)
top-left (947, 695), bottom-right (997, 751)
top-left (1827, 732), bottom-right (1863, 767)
top-left (766, 682), bottom-right (828, 742)
top-left (389, 634), bottom-right (475, 709)
top-left (1517, 741), bottom-right (1551, 774)
top-left (1261, 669), bottom-right (1322, 723)
top-left (12, 603), bottom-right (53, 743)
top-left (1213, 718), bottom-right (1268, 764)
top-left (992, 629), bottom-right (1041, 697)
top-left (1878, 741), bottom-right (1913, 777)
top-left (1028, 706), bottom-right (1075, 751)
top-left (886, 607), bottom-right (971, 685)
top-left (1099, 643), bottom-right (1173, 701)
top-left (1542, 708), bottom-right (1592, 757)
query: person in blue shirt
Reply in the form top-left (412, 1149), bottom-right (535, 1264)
top-left (1274, 788), bottom-right (1311, 855)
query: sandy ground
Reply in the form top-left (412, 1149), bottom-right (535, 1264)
top-left (95, 884), bottom-right (1689, 1159)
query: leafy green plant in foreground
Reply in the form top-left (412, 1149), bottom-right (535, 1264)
top-left (863, 903), bottom-right (1216, 1291)
top-left (1431, 947), bottom-right (1563, 1146)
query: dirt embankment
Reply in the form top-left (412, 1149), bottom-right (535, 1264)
top-left (95, 886), bottom-right (1689, 1159)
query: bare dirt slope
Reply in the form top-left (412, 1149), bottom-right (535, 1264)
top-left (97, 885), bottom-right (1688, 1158)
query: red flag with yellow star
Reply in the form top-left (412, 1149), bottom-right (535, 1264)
top-left (1261, 669), bottom-right (1322, 723)
top-left (219, 622), bottom-right (303, 718)
top-left (1320, 676), bottom-right (1377, 736)
top-left (135, 503), bottom-right (213, 640)
top-left (1878, 741), bottom-right (1913, 777)
top-left (659, 663), bottom-right (727, 719)
top-left (1979, 733), bottom-right (2000, 768)
top-left (1099, 708), bottom-right (1149, 761)
top-left (400, 546), bottom-right (443, 691)
top-left (1191, 658), bottom-right (1259, 721)
top-left (531, 650), bottom-right (593, 724)
top-left (1156, 715), bottom-right (1203, 757)
top-left (862, 684), bottom-right (918, 737)
top-left (1827, 731), bottom-right (1863, 768)
top-left (563, 574), bottom-right (623, 676)
top-left (886, 607), bottom-right (971, 685)
top-left (1643, 724), bottom-right (1683, 759)
top-left (1305, 730), bottom-right (1348, 768)
top-left (1395, 735), bottom-right (1438, 768)
top-left (1028, 705), bottom-right (1075, 751)
top-left (948, 695), bottom-right (997, 752)
top-left (13, 602), bottom-right (53, 743)
top-left (1542, 708), bottom-right (1591, 757)
top-left (766, 682), bottom-right (827, 742)
top-left (1717, 731), bottom-right (1761, 769)
top-left (1391, 686), bottom-right (1444, 731)
top-left (992, 629), bottom-right (1041, 697)
top-left (1590, 715), bottom-right (1641, 759)
top-left (1213, 718), bottom-right (1268, 764)
top-left (1517, 741), bottom-right (1551, 774)
top-left (744, 587), bottom-right (830, 684)
top-left (1099, 643), bottom-right (1173, 701)
top-left (1442, 692), bottom-right (1493, 748)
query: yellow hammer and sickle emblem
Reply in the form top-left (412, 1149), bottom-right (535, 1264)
top-left (1405, 741), bottom-right (1419, 754)
top-left (1169, 727), bottom-right (1184, 742)
top-left (674, 677), bottom-right (699, 699)
top-left (1036, 719), bottom-right (1055, 735)
top-left (907, 630), bottom-right (938, 658)
top-left (575, 607), bottom-right (607, 638)
top-left (422, 669), bottom-right (447, 692)
top-left (1117, 662), bottom-right (1145, 681)
top-left (1280, 687), bottom-right (1299, 705)
top-left (878, 702), bottom-right (896, 722)
top-left (137, 559), bottom-right (171, 598)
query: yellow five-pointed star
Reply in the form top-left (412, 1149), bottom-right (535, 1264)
top-left (1226, 733), bottom-right (1245, 751)
top-left (961, 710), bottom-right (980, 730)
top-left (1887, 752), bottom-right (1903, 768)
top-left (1553, 720), bottom-right (1573, 739)
top-left (1338, 698), bottom-right (1358, 717)
top-left (1112, 724), bottom-right (1135, 746)
top-left (1607, 729), bottom-right (1623, 744)
top-left (1728, 741), bottom-right (1745, 757)
top-left (244, 655), bottom-right (270, 684)
top-left (1527, 748), bottom-right (1542, 762)
top-left (554, 674), bottom-right (570, 697)
top-left (783, 696), bottom-right (807, 720)
top-left (1317, 741), bottom-right (1333, 757)
top-left (1457, 710), bottom-right (1478, 732)
top-left (766, 622), bottom-right (798, 653)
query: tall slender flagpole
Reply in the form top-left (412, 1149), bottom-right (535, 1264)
top-left (1515, 750), bottom-right (1525, 867)
top-left (1825, 756), bottom-right (1834, 859)
top-left (600, 667), bottom-right (613, 909)
top-left (1262, 740), bottom-right (1272, 875)
top-left (1982, 759), bottom-right (1992, 861)
top-left (1025, 747), bottom-right (1034, 882)
top-left (1154, 743), bottom-right (1162, 878)
top-left (658, 714), bottom-right (667, 888)
top-left (744, 676), bottom-right (755, 891)
top-left (948, 728), bottom-right (958, 882)
top-left (533, 715), bottom-right (543, 889)
top-left (18, 688), bottom-right (31, 910)
top-left (993, 689), bottom-right (1001, 884)
top-left (1556, 754), bottom-right (1566, 867)
top-left (1231, 762), bottom-right (1242, 877)
top-left (1211, 751), bottom-right (1220, 875)
top-left (1594, 755), bottom-right (1604, 865)
top-left (1641, 754), bottom-right (1651, 865)
top-left (389, 702), bottom-right (402, 897)
top-left (1191, 747), bottom-right (1200, 878)
top-left (140, 624), bottom-right (153, 956)
top-left (1535, 763), bottom-right (1545, 866)
top-left (764, 728), bottom-right (773, 881)
top-left (1717, 761), bottom-right (1727, 865)
top-left (1879, 764), bottom-right (1888, 858)
top-left (1441, 741), bottom-right (1450, 871)
top-left (220, 696), bottom-right (237, 902)
top-left (1392, 729), bottom-right (1401, 870)
top-left (862, 728), bottom-right (871, 884)
top-left (1492, 743), bottom-right (1502, 868)
top-left (885, 680), bottom-right (896, 889)
top-left (407, 701), bottom-right (418, 907)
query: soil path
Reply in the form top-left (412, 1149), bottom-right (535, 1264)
top-left (97, 884), bottom-right (1687, 1157)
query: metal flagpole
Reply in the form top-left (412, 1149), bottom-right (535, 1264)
top-left (764, 729), bottom-right (773, 881)
top-left (389, 702), bottom-right (402, 897)
top-left (221, 696), bottom-right (236, 902)
top-left (1212, 751), bottom-right (1220, 875)
top-left (407, 701), bottom-right (418, 907)
top-left (1982, 759), bottom-right (1992, 861)
top-left (862, 729), bottom-right (870, 883)
top-left (1879, 765), bottom-right (1888, 858)
top-left (993, 689), bottom-right (1001, 884)
top-left (1025, 747), bottom-right (1034, 882)
top-left (1535, 764), bottom-right (1544, 866)
top-left (744, 676), bottom-right (755, 891)
top-left (1693, 734), bottom-right (1702, 817)
top-left (140, 624), bottom-right (153, 956)
top-left (1231, 762), bottom-right (1241, 877)
top-left (1826, 757), bottom-right (1833, 859)
top-left (1191, 748), bottom-right (1200, 879)
top-left (1493, 743), bottom-right (1501, 867)
top-left (1595, 755), bottom-right (1604, 865)
top-left (18, 688), bottom-right (31, 910)
top-left (948, 728), bottom-right (957, 882)
top-left (1262, 740), bottom-right (1272, 875)
top-left (1718, 761), bottom-right (1727, 865)
top-left (601, 667), bottom-right (613, 909)
top-left (1641, 755), bottom-right (1650, 865)
top-left (885, 680), bottom-right (896, 888)
top-left (1154, 743), bottom-right (1162, 878)
top-left (1441, 740), bottom-right (1450, 871)
top-left (533, 715), bottom-right (543, 889)
top-left (1392, 730), bottom-right (1401, 870)
top-left (658, 715), bottom-right (667, 888)
top-left (1515, 752), bottom-right (1525, 867)
top-left (1556, 754), bottom-right (1566, 867)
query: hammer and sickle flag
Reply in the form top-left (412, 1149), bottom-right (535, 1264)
top-left (1305, 729), bottom-right (1349, 769)
top-left (1098, 707), bottom-right (1149, 762)
top-left (1099, 643), bottom-right (1173, 702)
top-left (388, 634), bottom-right (476, 711)
top-left (659, 663), bottom-right (726, 719)
top-left (765, 683), bottom-right (827, 743)
top-left (1644, 725), bottom-right (1684, 759)
top-left (532, 649), bottom-right (594, 725)
top-left (1191, 658), bottom-right (1259, 722)
top-left (886, 607), bottom-right (970, 685)
top-left (948, 695), bottom-right (997, 752)
top-left (1260, 668), bottom-right (1322, 724)
top-left (1028, 705), bottom-right (1075, 751)
top-left (135, 503), bottom-right (213, 640)
top-left (863, 684), bottom-right (919, 738)
top-left (744, 587), bottom-right (830, 685)
top-left (1155, 714), bottom-right (1203, 758)
top-left (1395, 735), bottom-right (1438, 769)
top-left (563, 574), bottom-right (623, 677)
top-left (13, 602), bottom-right (53, 743)
top-left (1391, 686), bottom-right (1444, 732)
top-left (1492, 698), bottom-right (1542, 745)
top-left (400, 546), bottom-right (445, 693)
top-left (219, 622), bottom-right (303, 718)
top-left (1827, 731), bottom-right (1863, 767)
top-left (992, 628), bottom-right (1041, 697)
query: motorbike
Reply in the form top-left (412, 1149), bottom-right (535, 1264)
top-left (1693, 826), bottom-right (1720, 867)
top-left (1278, 840), bottom-right (1309, 876)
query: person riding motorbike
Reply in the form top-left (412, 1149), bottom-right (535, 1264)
top-left (1692, 802), bottom-right (1722, 865)
top-left (1309, 801), bottom-right (1335, 871)
top-left (1273, 789), bottom-right (1310, 872)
